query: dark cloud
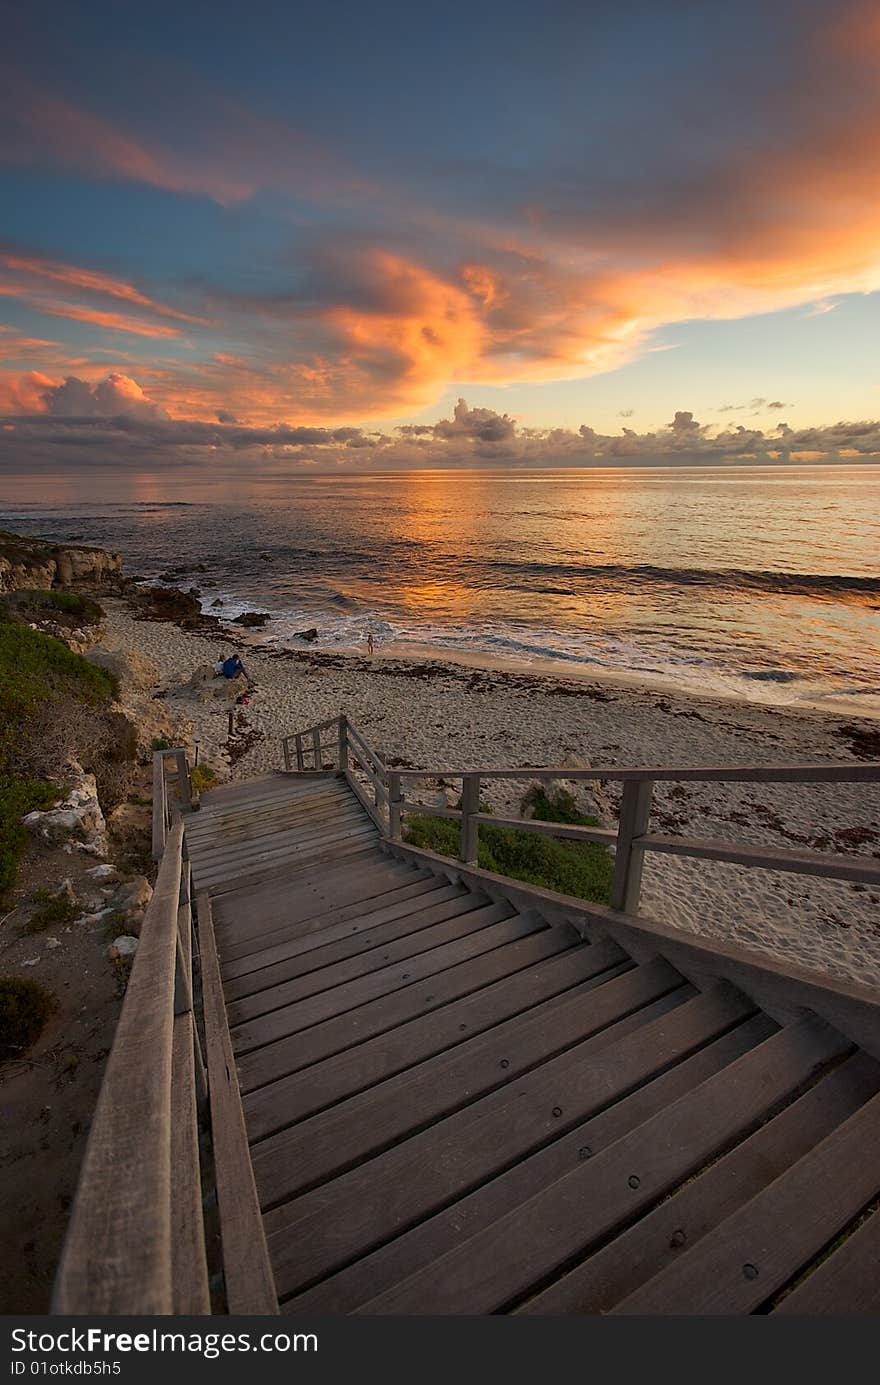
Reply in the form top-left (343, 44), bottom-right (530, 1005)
top-left (2, 384), bottom-right (879, 477)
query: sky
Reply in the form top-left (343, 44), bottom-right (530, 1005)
top-left (2, 0), bottom-right (880, 478)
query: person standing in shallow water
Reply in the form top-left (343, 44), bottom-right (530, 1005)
top-left (367, 632), bottom-right (375, 656)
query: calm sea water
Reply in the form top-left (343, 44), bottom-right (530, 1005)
top-left (2, 465), bottom-right (879, 710)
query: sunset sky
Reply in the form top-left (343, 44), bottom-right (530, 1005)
top-left (2, 0), bottom-right (880, 474)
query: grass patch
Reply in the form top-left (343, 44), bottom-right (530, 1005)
top-left (25, 887), bottom-right (79, 934)
top-left (404, 783), bottom-right (613, 904)
top-left (150, 737), bottom-right (173, 752)
top-left (0, 975), bottom-right (55, 1062)
top-left (0, 622), bottom-right (117, 767)
top-left (0, 588), bottom-right (105, 626)
top-left (190, 763), bottom-right (217, 794)
top-left (0, 776), bottom-right (60, 899)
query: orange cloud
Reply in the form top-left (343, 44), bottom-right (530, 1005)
top-left (0, 252), bottom-right (210, 325)
top-left (0, 369), bottom-right (59, 412)
top-left (0, 284), bottom-right (182, 338)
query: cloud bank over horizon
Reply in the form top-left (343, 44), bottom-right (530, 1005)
top-left (2, 381), bottom-right (880, 476)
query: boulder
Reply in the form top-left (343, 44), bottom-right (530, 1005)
top-left (108, 935), bottom-right (138, 961)
top-left (210, 598), bottom-right (224, 607)
top-left (232, 611), bottom-right (270, 628)
top-left (110, 875), bottom-right (152, 914)
top-left (85, 863), bottom-right (119, 883)
top-left (186, 663), bottom-right (249, 704)
top-left (296, 627), bottom-right (319, 642)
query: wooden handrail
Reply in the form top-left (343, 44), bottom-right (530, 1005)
top-left (54, 822), bottom-right (192, 1312)
top-left (390, 761), bottom-right (880, 784)
top-left (55, 750), bottom-right (210, 1315)
top-left (279, 716), bottom-right (880, 920)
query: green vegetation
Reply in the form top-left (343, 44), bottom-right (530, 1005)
top-left (190, 763), bottom-right (217, 794)
top-left (150, 736), bottom-right (173, 752)
top-left (0, 621), bottom-right (119, 895)
top-left (0, 588), bottom-right (105, 626)
top-left (0, 975), bottom-right (55, 1062)
top-left (0, 622), bottom-right (117, 768)
top-left (0, 777), bottom-right (60, 899)
top-left (25, 887), bottom-right (80, 934)
top-left (404, 783), bottom-right (613, 904)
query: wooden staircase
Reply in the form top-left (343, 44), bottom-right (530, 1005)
top-left (54, 732), bottom-right (880, 1318)
top-left (188, 768), bottom-right (880, 1316)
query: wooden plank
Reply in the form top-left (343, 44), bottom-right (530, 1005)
top-left (237, 925), bottom-right (624, 1095)
top-left (266, 979), bottom-right (750, 1299)
top-left (185, 789), bottom-right (353, 839)
top-left (186, 787), bottom-right (363, 839)
top-left (521, 1049), bottom-right (880, 1314)
top-left (170, 1012), bottom-right (211, 1314)
top-left (772, 1208), bottom-right (880, 1316)
top-left (231, 901), bottom-right (519, 1049)
top-left (224, 883), bottom-right (467, 1000)
top-left (187, 805), bottom-right (370, 868)
top-left (213, 858), bottom-right (414, 943)
top-left (215, 867), bottom-right (420, 959)
top-left (638, 831), bottom-right (880, 886)
top-left (53, 822), bottom-right (184, 1314)
top-left (226, 890), bottom-right (490, 1023)
top-left (393, 762), bottom-right (880, 784)
top-left (243, 935), bottom-right (623, 1141)
top-left (475, 814), bottom-right (616, 846)
top-left (220, 875), bottom-right (446, 982)
top-left (197, 891), bottom-right (279, 1315)
top-left (255, 958), bottom-right (688, 1215)
top-left (206, 841), bottom-right (382, 900)
top-left (195, 832), bottom-right (379, 892)
top-left (354, 1014), bottom-right (849, 1314)
top-left (283, 1013), bottom-right (776, 1315)
top-left (612, 1085), bottom-right (880, 1314)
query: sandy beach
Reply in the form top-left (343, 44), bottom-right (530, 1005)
top-left (95, 597), bottom-right (880, 988)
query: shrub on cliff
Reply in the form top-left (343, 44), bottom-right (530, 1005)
top-left (0, 621), bottom-right (125, 894)
top-left (0, 778), bottom-right (60, 899)
top-left (0, 976), bottom-right (55, 1062)
top-left (0, 588), bottom-right (105, 627)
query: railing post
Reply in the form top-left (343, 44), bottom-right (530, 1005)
top-left (282, 736), bottom-right (292, 772)
top-left (460, 774), bottom-right (480, 865)
top-left (388, 771), bottom-right (402, 840)
top-left (338, 715), bottom-right (349, 772)
top-left (611, 779), bottom-right (654, 913)
top-left (312, 727), bottom-right (322, 769)
top-left (152, 751), bottom-right (167, 860)
top-left (375, 772), bottom-right (389, 831)
top-left (175, 749), bottom-right (192, 813)
top-left (295, 734), bottom-right (305, 772)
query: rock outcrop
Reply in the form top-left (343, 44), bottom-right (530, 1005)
top-left (0, 531), bottom-right (123, 593)
top-left (23, 761), bottom-right (109, 856)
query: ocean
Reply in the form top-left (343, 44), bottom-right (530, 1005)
top-left (2, 465), bottom-right (878, 712)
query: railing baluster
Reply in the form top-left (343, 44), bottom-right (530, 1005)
top-left (295, 734), bottom-right (304, 771)
top-left (460, 774), bottom-right (480, 865)
top-left (611, 779), bottom-right (654, 913)
top-left (338, 715), bottom-right (349, 772)
top-left (282, 736), bottom-right (292, 772)
top-left (388, 771), bottom-right (402, 840)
